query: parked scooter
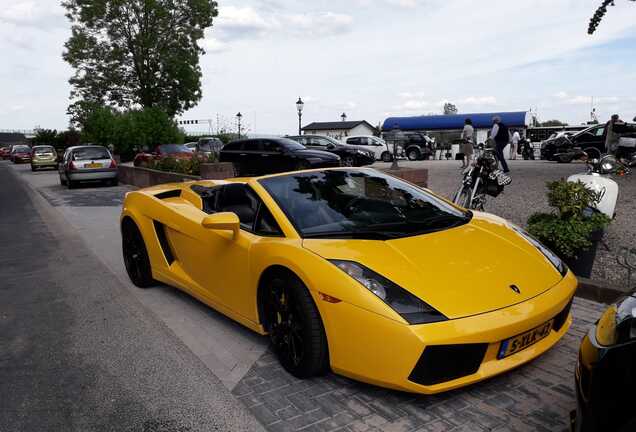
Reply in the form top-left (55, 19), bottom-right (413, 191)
top-left (567, 154), bottom-right (630, 218)
top-left (453, 144), bottom-right (512, 210)
top-left (520, 138), bottom-right (535, 160)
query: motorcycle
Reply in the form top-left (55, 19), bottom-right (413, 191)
top-left (567, 154), bottom-right (631, 218)
top-left (520, 138), bottom-right (535, 160)
top-left (453, 145), bottom-right (512, 210)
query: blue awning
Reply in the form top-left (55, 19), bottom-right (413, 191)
top-left (382, 112), bottom-right (529, 131)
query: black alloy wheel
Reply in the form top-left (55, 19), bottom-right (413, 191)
top-left (342, 155), bottom-right (355, 167)
top-left (122, 221), bottom-right (155, 288)
top-left (264, 274), bottom-right (329, 378)
top-left (381, 151), bottom-right (392, 162)
top-left (407, 148), bottom-right (420, 161)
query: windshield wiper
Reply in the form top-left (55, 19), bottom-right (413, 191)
top-left (302, 230), bottom-right (400, 240)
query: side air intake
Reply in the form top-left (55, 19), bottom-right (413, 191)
top-left (153, 221), bottom-right (175, 265)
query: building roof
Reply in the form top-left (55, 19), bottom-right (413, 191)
top-left (382, 111), bottom-right (529, 131)
top-left (0, 132), bottom-right (27, 144)
top-left (302, 120), bottom-right (377, 132)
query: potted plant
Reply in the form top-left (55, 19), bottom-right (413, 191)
top-left (527, 179), bottom-right (611, 278)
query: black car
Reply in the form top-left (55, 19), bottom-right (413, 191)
top-left (541, 125), bottom-right (607, 161)
top-left (219, 138), bottom-right (340, 176)
top-left (287, 135), bottom-right (375, 167)
top-left (572, 292), bottom-right (636, 432)
top-left (401, 132), bottom-right (434, 161)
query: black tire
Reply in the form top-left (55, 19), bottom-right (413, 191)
top-left (557, 154), bottom-right (573, 163)
top-left (295, 160), bottom-right (311, 171)
top-left (59, 175), bottom-right (67, 186)
top-left (31, 165), bottom-right (36, 172)
top-left (583, 147), bottom-right (601, 160)
top-left (342, 156), bottom-right (355, 167)
top-left (233, 163), bottom-right (244, 177)
top-left (67, 179), bottom-right (76, 189)
top-left (121, 220), bottom-right (155, 288)
top-left (109, 178), bottom-right (119, 187)
top-left (381, 151), bottom-right (392, 162)
top-left (263, 272), bottom-right (329, 378)
top-left (407, 148), bottom-right (421, 161)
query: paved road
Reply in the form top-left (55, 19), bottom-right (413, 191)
top-left (1, 161), bottom-right (611, 432)
top-left (0, 163), bottom-right (265, 432)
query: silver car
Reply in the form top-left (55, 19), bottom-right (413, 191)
top-left (59, 145), bottom-right (118, 188)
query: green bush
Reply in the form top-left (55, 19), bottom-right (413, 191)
top-left (82, 106), bottom-right (184, 160)
top-left (527, 180), bottom-right (611, 259)
top-left (150, 155), bottom-right (218, 177)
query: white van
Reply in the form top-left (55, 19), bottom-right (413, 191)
top-left (345, 135), bottom-right (394, 162)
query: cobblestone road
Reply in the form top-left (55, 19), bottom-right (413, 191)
top-left (233, 298), bottom-right (605, 432)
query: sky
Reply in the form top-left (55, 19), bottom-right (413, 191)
top-left (1, 0), bottom-right (635, 135)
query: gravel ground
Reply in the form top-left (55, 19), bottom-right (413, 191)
top-left (374, 159), bottom-right (636, 289)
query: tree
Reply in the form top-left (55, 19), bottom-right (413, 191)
top-left (443, 102), bottom-right (458, 115)
top-left (32, 129), bottom-right (59, 146)
top-left (62, 0), bottom-right (218, 123)
top-left (82, 106), bottom-right (184, 159)
top-left (540, 120), bottom-right (569, 127)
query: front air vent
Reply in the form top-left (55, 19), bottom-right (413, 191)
top-left (154, 190), bottom-right (181, 200)
top-left (153, 221), bottom-right (175, 265)
top-left (408, 343), bottom-right (488, 386)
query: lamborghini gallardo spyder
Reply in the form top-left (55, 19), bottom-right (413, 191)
top-left (120, 168), bottom-right (577, 394)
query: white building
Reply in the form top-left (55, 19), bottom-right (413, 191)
top-left (301, 121), bottom-right (378, 140)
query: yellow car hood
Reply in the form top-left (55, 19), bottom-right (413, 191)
top-left (302, 216), bottom-right (563, 320)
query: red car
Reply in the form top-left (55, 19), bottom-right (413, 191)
top-left (133, 144), bottom-right (194, 167)
top-left (0, 146), bottom-right (12, 160)
top-left (10, 145), bottom-right (32, 163)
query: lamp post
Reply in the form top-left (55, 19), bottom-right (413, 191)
top-left (296, 97), bottom-right (304, 135)
top-left (236, 112), bottom-right (243, 139)
top-left (391, 123), bottom-right (401, 170)
top-left (341, 112), bottom-right (347, 122)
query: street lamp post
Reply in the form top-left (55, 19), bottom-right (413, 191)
top-left (341, 112), bottom-right (347, 122)
top-left (296, 97), bottom-right (304, 135)
top-left (236, 112), bottom-right (243, 139)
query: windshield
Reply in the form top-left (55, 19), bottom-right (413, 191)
top-left (159, 144), bottom-right (192, 154)
top-left (34, 146), bottom-right (54, 154)
top-left (259, 170), bottom-right (470, 239)
top-left (277, 138), bottom-right (306, 151)
top-left (73, 147), bottom-right (110, 161)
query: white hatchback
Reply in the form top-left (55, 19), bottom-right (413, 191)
top-left (345, 136), bottom-right (393, 162)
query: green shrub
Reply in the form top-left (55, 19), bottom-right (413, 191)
top-left (527, 180), bottom-right (611, 259)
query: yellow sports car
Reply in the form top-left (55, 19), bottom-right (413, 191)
top-left (120, 168), bottom-right (576, 394)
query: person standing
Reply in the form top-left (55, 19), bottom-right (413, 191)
top-left (604, 114), bottom-right (624, 154)
top-left (490, 116), bottom-right (510, 173)
top-left (460, 118), bottom-right (474, 168)
top-left (510, 130), bottom-right (520, 160)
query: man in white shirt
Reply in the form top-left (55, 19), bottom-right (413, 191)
top-left (510, 131), bottom-right (520, 160)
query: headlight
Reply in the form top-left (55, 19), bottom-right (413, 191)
top-left (596, 295), bottom-right (636, 346)
top-left (329, 260), bottom-right (448, 325)
top-left (510, 224), bottom-right (567, 277)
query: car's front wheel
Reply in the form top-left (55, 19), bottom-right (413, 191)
top-left (122, 219), bottom-right (155, 288)
top-left (381, 151), bottom-right (392, 162)
top-left (407, 148), bottom-right (420, 161)
top-left (263, 272), bottom-right (329, 378)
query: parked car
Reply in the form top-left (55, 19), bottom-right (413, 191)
top-left (219, 138), bottom-right (340, 176)
top-left (572, 291), bottom-right (636, 432)
top-left (287, 135), bottom-right (375, 167)
top-left (186, 137), bottom-right (224, 160)
top-left (30, 145), bottom-right (58, 171)
top-left (133, 144), bottom-right (194, 167)
top-left (120, 167), bottom-right (576, 394)
top-left (398, 132), bottom-right (434, 161)
top-left (58, 145), bottom-right (118, 188)
top-left (10, 145), bottom-right (32, 163)
top-left (0, 146), bottom-right (11, 160)
top-left (345, 135), bottom-right (394, 162)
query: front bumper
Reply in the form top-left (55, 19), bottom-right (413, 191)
top-left (68, 169), bottom-right (118, 181)
top-left (318, 271), bottom-right (577, 394)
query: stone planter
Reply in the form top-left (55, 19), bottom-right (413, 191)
top-left (562, 229), bottom-right (604, 279)
top-left (380, 167), bottom-right (428, 188)
top-left (200, 162), bottom-right (235, 180)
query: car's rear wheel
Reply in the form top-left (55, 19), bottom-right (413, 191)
top-left (381, 151), bottom-right (392, 162)
top-left (67, 179), bottom-right (76, 189)
top-left (31, 165), bottom-right (36, 171)
top-left (557, 154), bottom-right (573, 163)
top-left (59, 175), bottom-right (67, 186)
top-left (122, 220), bottom-right (154, 288)
top-left (584, 147), bottom-right (601, 160)
top-left (263, 272), bottom-right (329, 378)
top-left (407, 148), bottom-right (420, 161)
top-left (342, 155), bottom-right (355, 167)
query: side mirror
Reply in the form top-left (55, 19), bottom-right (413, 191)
top-left (201, 212), bottom-right (240, 238)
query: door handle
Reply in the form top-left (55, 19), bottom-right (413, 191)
top-left (239, 153), bottom-right (247, 156)
top-left (261, 154), bottom-right (269, 157)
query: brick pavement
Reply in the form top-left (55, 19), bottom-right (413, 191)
top-left (232, 298), bottom-right (606, 432)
